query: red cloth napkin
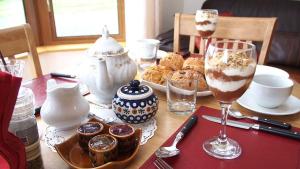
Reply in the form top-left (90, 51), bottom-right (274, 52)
top-left (140, 106), bottom-right (300, 169)
top-left (0, 72), bottom-right (26, 169)
top-left (0, 154), bottom-right (10, 169)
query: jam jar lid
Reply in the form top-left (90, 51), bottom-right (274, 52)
top-left (117, 80), bottom-right (153, 100)
top-left (87, 25), bottom-right (124, 56)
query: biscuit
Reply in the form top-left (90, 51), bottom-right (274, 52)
top-left (182, 57), bottom-right (205, 74)
top-left (171, 70), bottom-right (207, 91)
top-left (159, 53), bottom-right (184, 70)
top-left (194, 72), bottom-right (208, 91)
top-left (159, 66), bottom-right (173, 84)
top-left (143, 65), bottom-right (163, 84)
top-left (143, 65), bottom-right (173, 84)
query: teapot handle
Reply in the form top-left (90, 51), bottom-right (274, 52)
top-left (47, 79), bottom-right (57, 90)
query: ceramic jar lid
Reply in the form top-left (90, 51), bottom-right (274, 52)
top-left (88, 25), bottom-right (124, 56)
top-left (117, 80), bottom-right (153, 100)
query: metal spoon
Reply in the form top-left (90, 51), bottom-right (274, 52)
top-left (155, 115), bottom-right (198, 158)
top-left (229, 109), bottom-right (291, 129)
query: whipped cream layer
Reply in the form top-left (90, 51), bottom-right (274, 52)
top-left (222, 63), bottom-right (256, 77)
top-left (206, 76), bottom-right (247, 92)
top-left (206, 65), bottom-right (255, 92)
top-left (196, 24), bottom-right (216, 31)
top-left (206, 62), bottom-right (256, 77)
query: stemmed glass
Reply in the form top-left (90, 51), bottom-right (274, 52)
top-left (195, 9), bottom-right (218, 56)
top-left (203, 40), bottom-right (257, 159)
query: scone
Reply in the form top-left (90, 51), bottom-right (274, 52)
top-left (193, 72), bottom-right (208, 91)
top-left (171, 70), bottom-right (207, 91)
top-left (143, 65), bottom-right (163, 84)
top-left (159, 66), bottom-right (173, 84)
top-left (182, 57), bottom-right (205, 74)
top-left (143, 65), bottom-right (173, 84)
top-left (159, 53), bottom-right (184, 70)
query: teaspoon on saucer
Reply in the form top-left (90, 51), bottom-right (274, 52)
top-left (229, 109), bottom-right (291, 130)
top-left (155, 115), bottom-right (198, 158)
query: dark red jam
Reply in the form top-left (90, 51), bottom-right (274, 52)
top-left (110, 124), bottom-right (134, 136)
top-left (78, 122), bottom-right (101, 134)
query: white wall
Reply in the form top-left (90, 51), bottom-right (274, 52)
top-left (124, 0), bottom-right (206, 44)
top-left (159, 0), bottom-right (206, 34)
top-left (183, 0), bottom-right (206, 13)
top-left (158, 0), bottom-right (184, 33)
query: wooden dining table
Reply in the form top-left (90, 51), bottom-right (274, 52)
top-left (35, 78), bottom-right (300, 169)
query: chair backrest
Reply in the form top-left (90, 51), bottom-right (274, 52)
top-left (173, 13), bottom-right (277, 65)
top-left (0, 24), bottom-right (42, 77)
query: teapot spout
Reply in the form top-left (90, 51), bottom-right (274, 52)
top-left (96, 58), bottom-right (113, 91)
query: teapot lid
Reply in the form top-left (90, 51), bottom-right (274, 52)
top-left (117, 80), bottom-right (153, 100)
top-left (88, 25), bottom-right (124, 56)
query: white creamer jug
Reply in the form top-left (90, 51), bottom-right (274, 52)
top-left (41, 79), bottom-right (90, 130)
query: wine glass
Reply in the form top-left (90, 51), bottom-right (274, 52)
top-left (203, 40), bottom-right (257, 159)
top-left (195, 9), bottom-right (218, 56)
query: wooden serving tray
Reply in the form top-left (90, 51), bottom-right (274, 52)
top-left (55, 118), bottom-right (142, 169)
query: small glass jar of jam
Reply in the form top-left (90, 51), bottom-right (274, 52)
top-left (109, 124), bottom-right (135, 154)
top-left (77, 122), bottom-right (104, 152)
top-left (88, 134), bottom-right (118, 166)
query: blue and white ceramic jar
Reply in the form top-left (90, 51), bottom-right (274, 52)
top-left (112, 80), bottom-right (158, 124)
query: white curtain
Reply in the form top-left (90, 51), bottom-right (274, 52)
top-left (124, 0), bottom-right (161, 48)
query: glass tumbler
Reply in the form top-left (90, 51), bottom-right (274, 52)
top-left (167, 77), bottom-right (198, 115)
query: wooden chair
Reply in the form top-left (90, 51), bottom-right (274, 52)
top-left (173, 13), bottom-right (277, 65)
top-left (0, 24), bottom-right (43, 77)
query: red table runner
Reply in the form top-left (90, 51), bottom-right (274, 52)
top-left (140, 106), bottom-right (300, 169)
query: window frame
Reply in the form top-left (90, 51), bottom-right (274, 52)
top-left (26, 0), bottom-right (125, 45)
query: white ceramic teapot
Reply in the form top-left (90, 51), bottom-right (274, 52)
top-left (41, 79), bottom-right (90, 130)
top-left (79, 26), bottom-right (137, 104)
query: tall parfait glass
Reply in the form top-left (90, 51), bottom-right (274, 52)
top-left (203, 41), bottom-right (257, 159)
top-left (195, 9), bottom-right (218, 56)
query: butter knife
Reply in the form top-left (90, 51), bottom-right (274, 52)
top-left (50, 72), bottom-right (76, 78)
top-left (202, 115), bottom-right (300, 140)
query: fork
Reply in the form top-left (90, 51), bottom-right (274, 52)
top-left (153, 158), bottom-right (173, 169)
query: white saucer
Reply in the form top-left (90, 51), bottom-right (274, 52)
top-left (237, 90), bottom-right (300, 116)
top-left (255, 65), bottom-right (289, 78)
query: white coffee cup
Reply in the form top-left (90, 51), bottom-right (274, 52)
top-left (136, 39), bottom-right (160, 59)
top-left (250, 74), bottom-right (294, 108)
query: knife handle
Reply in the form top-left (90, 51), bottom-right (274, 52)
top-left (50, 72), bottom-right (75, 78)
top-left (259, 125), bottom-right (300, 140)
top-left (257, 117), bottom-right (291, 130)
top-left (180, 115), bottom-right (198, 135)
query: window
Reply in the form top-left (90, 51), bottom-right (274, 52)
top-left (39, 0), bottom-right (125, 45)
top-left (51, 0), bottom-right (120, 37)
top-left (0, 0), bottom-right (125, 45)
top-left (0, 0), bottom-right (26, 29)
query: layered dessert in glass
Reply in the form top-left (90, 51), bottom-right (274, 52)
top-left (205, 51), bottom-right (256, 103)
top-left (195, 9), bottom-right (218, 38)
top-left (203, 41), bottom-right (257, 159)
